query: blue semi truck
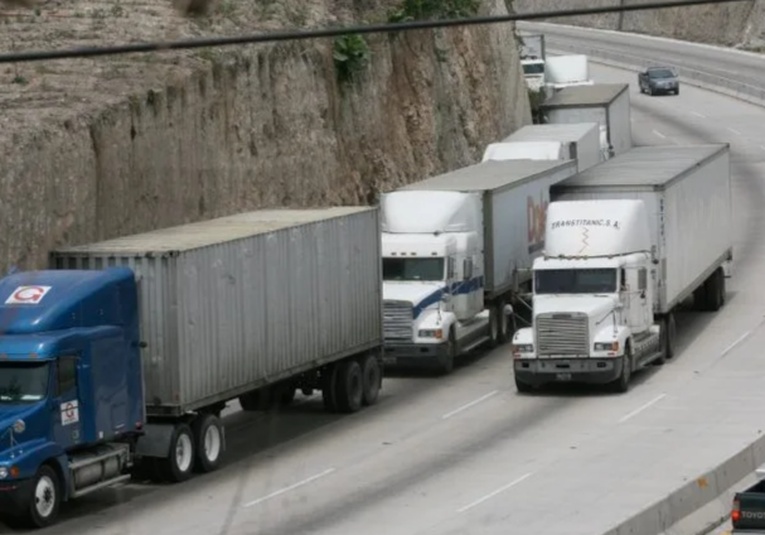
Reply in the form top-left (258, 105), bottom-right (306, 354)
top-left (0, 207), bottom-right (384, 528)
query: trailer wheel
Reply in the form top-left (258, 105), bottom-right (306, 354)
top-left (359, 354), bottom-right (382, 406)
top-left (664, 313), bottom-right (676, 360)
top-left (706, 267), bottom-right (725, 311)
top-left (192, 414), bottom-right (225, 473)
top-left (321, 363), bottom-right (339, 413)
top-left (334, 359), bottom-right (363, 413)
top-left (21, 464), bottom-right (61, 529)
top-left (162, 423), bottom-right (196, 482)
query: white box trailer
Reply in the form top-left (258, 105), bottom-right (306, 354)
top-left (540, 83), bottom-right (632, 158)
top-left (399, 159), bottom-right (578, 297)
top-left (50, 207), bottom-right (384, 416)
top-left (550, 144), bottom-right (733, 313)
top-left (485, 122), bottom-right (602, 172)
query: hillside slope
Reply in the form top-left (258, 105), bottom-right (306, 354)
top-left (514, 0), bottom-right (765, 49)
top-left (0, 0), bottom-right (530, 272)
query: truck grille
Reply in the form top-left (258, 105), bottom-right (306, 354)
top-left (536, 313), bottom-right (589, 356)
top-left (383, 300), bottom-right (413, 341)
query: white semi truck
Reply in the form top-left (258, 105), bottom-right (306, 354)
top-left (545, 54), bottom-right (593, 92)
top-left (512, 144), bottom-right (732, 393)
top-left (482, 122), bottom-right (603, 172)
top-left (380, 159), bottom-right (578, 374)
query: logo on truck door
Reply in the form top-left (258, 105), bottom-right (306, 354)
top-left (527, 193), bottom-right (549, 254)
top-left (5, 285), bottom-right (52, 305)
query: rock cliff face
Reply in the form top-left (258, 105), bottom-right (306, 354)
top-left (0, 0), bottom-right (531, 272)
top-left (514, 0), bottom-right (765, 49)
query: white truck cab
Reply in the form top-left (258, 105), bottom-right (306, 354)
top-left (512, 199), bottom-right (663, 393)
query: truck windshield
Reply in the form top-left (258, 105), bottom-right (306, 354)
top-left (383, 258), bottom-right (444, 282)
top-left (535, 268), bottom-right (617, 294)
top-left (0, 362), bottom-right (50, 403)
top-left (523, 63), bottom-right (545, 75)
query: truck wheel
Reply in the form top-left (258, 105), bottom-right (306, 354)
top-left (611, 348), bottom-right (632, 393)
top-left (359, 354), bottom-right (381, 406)
top-left (488, 307), bottom-right (500, 348)
top-left (439, 329), bottom-right (457, 375)
top-left (162, 423), bottom-right (196, 482)
top-left (23, 464), bottom-right (61, 528)
top-left (321, 364), bottom-right (339, 413)
top-left (664, 313), bottom-right (676, 360)
top-left (335, 359), bottom-right (363, 413)
top-left (192, 414), bottom-right (225, 473)
top-left (514, 375), bottom-right (534, 394)
top-left (705, 267), bottom-right (725, 311)
top-left (497, 300), bottom-right (512, 344)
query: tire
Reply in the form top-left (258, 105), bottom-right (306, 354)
top-left (718, 267), bottom-right (726, 307)
top-left (514, 375), bottom-right (533, 394)
top-left (704, 268), bottom-right (724, 312)
top-left (335, 359), bottom-right (364, 413)
top-left (664, 313), bottom-right (676, 360)
top-left (192, 414), bottom-right (225, 473)
top-left (321, 364), bottom-right (339, 413)
top-left (439, 329), bottom-right (456, 375)
top-left (497, 300), bottom-right (512, 344)
top-left (162, 423), bottom-right (196, 483)
top-left (21, 464), bottom-right (61, 529)
top-left (488, 307), bottom-right (500, 348)
top-left (611, 347), bottom-right (632, 394)
top-left (359, 354), bottom-right (382, 406)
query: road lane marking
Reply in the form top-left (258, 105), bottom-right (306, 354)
top-left (618, 394), bottom-right (666, 423)
top-left (442, 390), bottom-right (499, 420)
top-left (721, 330), bottom-right (753, 357)
top-left (652, 129), bottom-right (667, 139)
top-left (457, 473), bottom-right (533, 513)
top-left (242, 468), bottom-right (336, 508)
top-left (727, 127), bottom-right (742, 135)
top-left (690, 111), bottom-right (707, 118)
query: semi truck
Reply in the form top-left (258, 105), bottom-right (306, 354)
top-left (482, 122), bottom-right (603, 172)
top-left (511, 144), bottom-right (732, 393)
top-left (544, 54), bottom-right (593, 92)
top-left (380, 159), bottom-right (578, 374)
top-left (539, 83), bottom-right (633, 160)
top-left (0, 207), bottom-right (384, 528)
top-left (520, 33), bottom-right (546, 93)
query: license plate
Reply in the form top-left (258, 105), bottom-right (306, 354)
top-left (556, 373), bottom-right (572, 381)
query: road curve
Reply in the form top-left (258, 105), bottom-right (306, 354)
top-left (12, 26), bottom-right (765, 535)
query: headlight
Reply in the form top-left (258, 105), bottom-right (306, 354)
top-left (0, 467), bottom-right (8, 479)
top-left (594, 341), bottom-right (619, 352)
top-left (418, 329), bottom-right (443, 339)
top-left (512, 344), bottom-right (534, 354)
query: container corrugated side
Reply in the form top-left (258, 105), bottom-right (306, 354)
top-left (484, 161), bottom-right (578, 297)
top-left (50, 208), bottom-right (383, 415)
top-left (661, 149), bottom-right (732, 310)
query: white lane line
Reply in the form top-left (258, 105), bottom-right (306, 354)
top-left (442, 390), bottom-right (499, 420)
top-left (721, 330), bottom-right (753, 358)
top-left (618, 394), bottom-right (666, 424)
top-left (457, 473), bottom-right (533, 513)
top-left (242, 468), bottom-right (336, 508)
top-left (727, 127), bottom-right (742, 135)
top-left (690, 111), bottom-right (707, 118)
top-left (652, 129), bottom-right (667, 139)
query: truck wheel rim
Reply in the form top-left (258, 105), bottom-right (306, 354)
top-left (176, 434), bottom-right (193, 472)
top-left (35, 475), bottom-right (56, 518)
top-left (204, 425), bottom-right (222, 462)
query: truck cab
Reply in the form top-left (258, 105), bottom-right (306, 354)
top-left (0, 268), bottom-right (143, 528)
top-left (512, 199), bottom-right (664, 393)
top-left (521, 57), bottom-right (546, 93)
top-left (381, 190), bottom-right (491, 374)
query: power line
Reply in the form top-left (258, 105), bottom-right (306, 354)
top-left (0, 0), bottom-right (747, 64)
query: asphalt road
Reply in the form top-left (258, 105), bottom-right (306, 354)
top-left (11, 27), bottom-right (765, 535)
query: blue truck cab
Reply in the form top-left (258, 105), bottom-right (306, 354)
top-left (0, 267), bottom-right (144, 528)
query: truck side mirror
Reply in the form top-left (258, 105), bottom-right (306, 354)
top-left (441, 293), bottom-right (452, 304)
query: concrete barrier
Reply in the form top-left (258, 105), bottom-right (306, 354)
top-left (546, 43), bottom-right (765, 109)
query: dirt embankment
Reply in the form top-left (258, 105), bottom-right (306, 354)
top-left (0, 0), bottom-right (531, 272)
top-left (514, 0), bottom-right (765, 49)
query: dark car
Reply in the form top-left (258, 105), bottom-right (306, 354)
top-left (638, 66), bottom-right (680, 96)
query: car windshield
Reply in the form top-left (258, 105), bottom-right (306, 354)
top-left (0, 362), bottom-right (50, 403)
top-left (535, 268), bottom-right (618, 294)
top-left (649, 69), bottom-right (675, 78)
top-left (383, 258), bottom-right (445, 282)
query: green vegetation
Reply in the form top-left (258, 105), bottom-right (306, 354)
top-left (387, 0), bottom-right (480, 23)
top-left (333, 34), bottom-right (371, 85)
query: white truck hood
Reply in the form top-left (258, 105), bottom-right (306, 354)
top-left (383, 281), bottom-right (445, 307)
top-left (534, 294), bottom-right (617, 322)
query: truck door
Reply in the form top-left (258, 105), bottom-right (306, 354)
top-left (53, 354), bottom-right (83, 448)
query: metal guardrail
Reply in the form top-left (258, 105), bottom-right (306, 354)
top-left (546, 41), bottom-right (765, 108)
